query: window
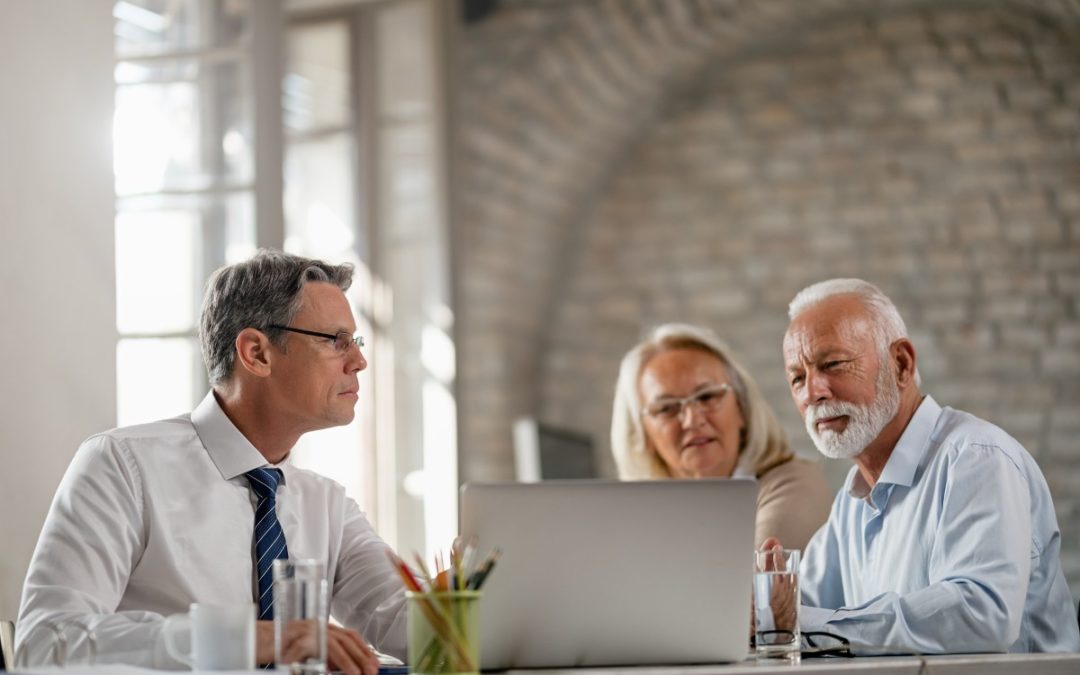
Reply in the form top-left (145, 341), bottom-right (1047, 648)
top-left (280, 13), bottom-right (385, 523)
top-left (113, 0), bottom-right (257, 426)
top-left (112, 0), bottom-right (454, 555)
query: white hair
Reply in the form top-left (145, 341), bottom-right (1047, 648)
top-left (788, 278), bottom-right (921, 386)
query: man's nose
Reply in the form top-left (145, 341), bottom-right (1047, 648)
top-left (346, 347), bottom-right (367, 373)
top-left (804, 370), bottom-right (831, 405)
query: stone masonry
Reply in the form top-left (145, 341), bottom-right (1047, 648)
top-left (454, 0), bottom-right (1080, 595)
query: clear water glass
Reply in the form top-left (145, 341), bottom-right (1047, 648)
top-left (273, 559), bottom-right (329, 675)
top-left (753, 548), bottom-right (800, 664)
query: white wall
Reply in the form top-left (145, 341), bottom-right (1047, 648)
top-left (0, 0), bottom-right (117, 620)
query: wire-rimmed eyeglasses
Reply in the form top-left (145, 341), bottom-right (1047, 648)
top-left (268, 325), bottom-right (365, 353)
top-left (640, 383), bottom-right (732, 422)
top-left (753, 630), bottom-right (853, 658)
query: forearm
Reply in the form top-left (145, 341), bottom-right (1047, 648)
top-left (16, 435), bottom-right (161, 666)
top-left (334, 502), bottom-right (408, 660)
top-left (17, 607), bottom-right (183, 669)
top-left (334, 558), bottom-right (407, 660)
top-left (801, 580), bottom-right (1020, 654)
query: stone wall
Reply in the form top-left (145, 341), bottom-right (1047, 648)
top-left (455, 0), bottom-right (1080, 593)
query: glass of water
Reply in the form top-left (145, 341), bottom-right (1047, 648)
top-left (752, 548), bottom-right (800, 664)
top-left (273, 559), bottom-right (329, 675)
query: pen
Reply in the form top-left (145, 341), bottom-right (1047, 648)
top-left (466, 548), bottom-right (501, 590)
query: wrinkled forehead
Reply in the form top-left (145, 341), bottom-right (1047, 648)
top-left (783, 295), bottom-right (877, 361)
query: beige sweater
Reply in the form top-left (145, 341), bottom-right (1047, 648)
top-left (754, 456), bottom-right (833, 550)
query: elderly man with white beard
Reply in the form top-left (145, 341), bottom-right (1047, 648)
top-left (766, 278), bottom-right (1079, 654)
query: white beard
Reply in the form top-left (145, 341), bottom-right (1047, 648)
top-left (804, 361), bottom-right (900, 460)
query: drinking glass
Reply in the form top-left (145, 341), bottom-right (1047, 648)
top-left (273, 559), bottom-right (329, 675)
top-left (752, 548), bottom-right (800, 664)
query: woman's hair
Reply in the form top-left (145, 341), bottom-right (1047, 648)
top-left (610, 323), bottom-right (793, 480)
top-left (199, 249), bottom-right (354, 386)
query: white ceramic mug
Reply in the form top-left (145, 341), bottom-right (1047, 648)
top-left (163, 603), bottom-right (256, 670)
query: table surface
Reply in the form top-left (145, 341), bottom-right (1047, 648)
top-left (503, 652), bottom-right (1080, 675)
top-left (14, 652), bottom-right (1080, 675)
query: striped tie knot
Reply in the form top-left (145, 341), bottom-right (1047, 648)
top-left (245, 467), bottom-right (283, 501)
top-left (244, 467), bottom-right (289, 620)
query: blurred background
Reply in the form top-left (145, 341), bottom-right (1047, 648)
top-left (1, 0), bottom-right (1078, 621)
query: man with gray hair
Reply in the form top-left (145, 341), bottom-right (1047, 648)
top-left (18, 250), bottom-right (403, 674)
top-left (768, 278), bottom-right (1079, 653)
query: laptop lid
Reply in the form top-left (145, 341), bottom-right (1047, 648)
top-left (459, 479), bottom-right (757, 669)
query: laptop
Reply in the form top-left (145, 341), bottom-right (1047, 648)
top-left (459, 479), bottom-right (757, 670)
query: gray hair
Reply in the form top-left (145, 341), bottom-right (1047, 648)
top-left (199, 249), bottom-right (354, 386)
top-left (610, 323), bottom-right (793, 480)
top-left (788, 278), bottom-right (921, 386)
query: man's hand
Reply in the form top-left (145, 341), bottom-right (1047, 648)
top-left (750, 538), bottom-right (784, 639)
top-left (257, 620), bottom-right (276, 666)
top-left (756, 537), bottom-right (798, 632)
top-left (256, 620), bottom-right (380, 675)
top-left (759, 537), bottom-right (782, 553)
top-left (326, 625), bottom-right (380, 675)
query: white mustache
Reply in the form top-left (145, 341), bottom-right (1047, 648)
top-left (806, 401), bottom-right (860, 426)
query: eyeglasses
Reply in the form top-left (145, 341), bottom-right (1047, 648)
top-left (268, 325), bottom-right (365, 353)
top-left (801, 631), bottom-right (853, 657)
top-left (641, 383), bottom-right (732, 422)
top-left (752, 631), bottom-right (853, 658)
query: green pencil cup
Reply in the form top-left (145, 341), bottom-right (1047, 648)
top-left (406, 591), bottom-right (482, 675)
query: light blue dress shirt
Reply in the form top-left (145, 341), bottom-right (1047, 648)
top-left (800, 395), bottom-right (1080, 654)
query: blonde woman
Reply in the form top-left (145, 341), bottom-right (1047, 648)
top-left (611, 323), bottom-right (831, 549)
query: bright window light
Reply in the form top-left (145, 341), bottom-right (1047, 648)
top-left (117, 338), bottom-right (196, 426)
top-left (115, 210), bottom-right (197, 334)
top-left (422, 378), bottom-right (457, 556)
top-left (114, 82), bottom-right (198, 195)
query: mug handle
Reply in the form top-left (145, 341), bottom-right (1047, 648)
top-left (162, 614), bottom-right (193, 667)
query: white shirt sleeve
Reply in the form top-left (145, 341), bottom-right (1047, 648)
top-left (329, 497), bottom-right (407, 660)
top-left (16, 434), bottom-right (187, 668)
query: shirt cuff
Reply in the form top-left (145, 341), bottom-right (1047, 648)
top-left (799, 605), bottom-right (836, 634)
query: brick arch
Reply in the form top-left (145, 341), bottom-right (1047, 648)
top-left (455, 0), bottom-right (1080, 481)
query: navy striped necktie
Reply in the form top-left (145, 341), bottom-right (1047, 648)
top-left (245, 468), bottom-right (290, 620)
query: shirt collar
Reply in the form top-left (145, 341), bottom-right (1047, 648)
top-left (191, 391), bottom-right (291, 482)
top-left (847, 395), bottom-right (943, 499)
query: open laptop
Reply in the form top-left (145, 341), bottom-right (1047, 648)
top-left (459, 479), bottom-right (757, 670)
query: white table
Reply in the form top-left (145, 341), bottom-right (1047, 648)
top-left (504, 652), bottom-right (1080, 675)
top-left (14, 653), bottom-right (1080, 674)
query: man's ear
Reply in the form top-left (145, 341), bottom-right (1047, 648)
top-left (235, 327), bottom-right (274, 378)
top-left (892, 338), bottom-right (917, 389)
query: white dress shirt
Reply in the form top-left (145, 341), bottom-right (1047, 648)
top-left (16, 392), bottom-right (406, 668)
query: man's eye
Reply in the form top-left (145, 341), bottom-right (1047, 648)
top-left (789, 375), bottom-right (804, 387)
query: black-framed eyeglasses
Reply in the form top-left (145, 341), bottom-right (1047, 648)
top-left (753, 631), bottom-right (853, 658)
top-left (640, 383), bottom-right (732, 422)
top-left (268, 325), bottom-right (365, 353)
